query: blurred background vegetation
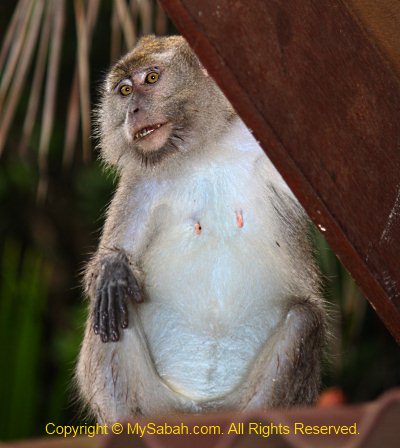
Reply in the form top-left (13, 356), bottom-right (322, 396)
top-left (0, 0), bottom-right (399, 442)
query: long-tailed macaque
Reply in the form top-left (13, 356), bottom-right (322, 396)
top-left (76, 35), bottom-right (326, 423)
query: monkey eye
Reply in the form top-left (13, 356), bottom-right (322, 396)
top-left (119, 84), bottom-right (133, 96)
top-left (145, 72), bottom-right (159, 84)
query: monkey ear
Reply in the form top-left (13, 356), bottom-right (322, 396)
top-left (191, 52), bottom-right (209, 77)
top-left (189, 49), bottom-right (209, 76)
top-left (190, 48), bottom-right (209, 77)
top-left (178, 38), bottom-right (209, 75)
top-left (201, 66), bottom-right (210, 77)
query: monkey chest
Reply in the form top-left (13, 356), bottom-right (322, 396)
top-left (140, 168), bottom-right (281, 312)
top-left (135, 166), bottom-right (284, 399)
top-left (135, 161), bottom-right (280, 272)
top-left (138, 187), bottom-right (281, 400)
top-left (159, 167), bottom-right (268, 242)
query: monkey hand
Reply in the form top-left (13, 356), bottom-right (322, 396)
top-left (93, 252), bottom-right (143, 342)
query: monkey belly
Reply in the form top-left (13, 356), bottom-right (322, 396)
top-left (137, 218), bottom-right (287, 401)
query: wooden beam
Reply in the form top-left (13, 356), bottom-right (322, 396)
top-left (346, 0), bottom-right (400, 78)
top-left (159, 0), bottom-right (400, 342)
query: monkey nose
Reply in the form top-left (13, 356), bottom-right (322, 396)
top-left (126, 107), bottom-right (145, 132)
top-left (128, 106), bottom-right (140, 116)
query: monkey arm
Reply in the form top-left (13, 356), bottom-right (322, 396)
top-left (84, 176), bottom-right (156, 343)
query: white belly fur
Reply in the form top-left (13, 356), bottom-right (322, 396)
top-left (126, 120), bottom-right (294, 401)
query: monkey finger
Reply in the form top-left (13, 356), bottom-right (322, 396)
top-left (108, 284), bottom-right (120, 342)
top-left (128, 275), bottom-right (144, 303)
top-left (117, 284), bottom-right (129, 328)
top-left (99, 289), bottom-right (109, 342)
top-left (93, 291), bottom-right (101, 335)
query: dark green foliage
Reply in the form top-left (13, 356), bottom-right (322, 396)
top-left (0, 156), bottom-right (114, 440)
top-left (0, 240), bottom-right (48, 438)
top-left (312, 229), bottom-right (400, 402)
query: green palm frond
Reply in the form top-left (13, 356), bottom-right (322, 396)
top-left (0, 239), bottom-right (50, 439)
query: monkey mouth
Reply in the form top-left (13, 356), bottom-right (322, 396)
top-left (133, 123), bottom-right (166, 141)
top-left (130, 121), bottom-right (173, 158)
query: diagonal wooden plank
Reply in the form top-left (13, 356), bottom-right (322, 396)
top-left (159, 0), bottom-right (400, 342)
top-left (345, 0), bottom-right (400, 78)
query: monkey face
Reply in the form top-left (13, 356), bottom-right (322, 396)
top-left (97, 36), bottom-right (235, 169)
top-left (118, 68), bottom-right (175, 161)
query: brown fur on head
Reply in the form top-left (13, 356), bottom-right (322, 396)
top-left (97, 35), bottom-right (235, 170)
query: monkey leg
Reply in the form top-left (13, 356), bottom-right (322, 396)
top-left (79, 250), bottom-right (203, 421)
top-left (222, 300), bottom-right (325, 410)
top-left (77, 299), bottom-right (201, 423)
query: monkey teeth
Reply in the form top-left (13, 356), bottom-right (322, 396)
top-left (134, 123), bottom-right (163, 141)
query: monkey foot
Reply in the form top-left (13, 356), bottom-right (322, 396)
top-left (93, 252), bottom-right (143, 343)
